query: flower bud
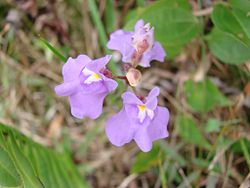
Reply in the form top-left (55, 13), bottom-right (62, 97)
top-left (126, 68), bottom-right (142, 87)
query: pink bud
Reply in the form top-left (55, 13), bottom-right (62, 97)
top-left (126, 68), bottom-right (142, 87)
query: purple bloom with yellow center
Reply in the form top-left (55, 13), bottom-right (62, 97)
top-left (55, 55), bottom-right (118, 119)
top-left (105, 87), bottom-right (169, 152)
top-left (107, 19), bottom-right (166, 67)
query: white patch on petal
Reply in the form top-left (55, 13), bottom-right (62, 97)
top-left (82, 68), bottom-right (102, 84)
top-left (137, 105), bottom-right (154, 123)
top-left (82, 68), bottom-right (94, 75)
top-left (146, 109), bottom-right (154, 120)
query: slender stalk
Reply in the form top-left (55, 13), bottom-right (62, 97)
top-left (158, 156), bottom-right (167, 188)
top-left (240, 139), bottom-right (250, 170)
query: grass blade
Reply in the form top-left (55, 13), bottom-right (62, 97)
top-left (38, 37), bottom-right (67, 62)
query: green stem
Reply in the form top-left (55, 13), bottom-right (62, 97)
top-left (240, 138), bottom-right (250, 170)
top-left (158, 154), bottom-right (167, 188)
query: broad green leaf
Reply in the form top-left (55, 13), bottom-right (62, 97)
top-left (162, 43), bottom-right (183, 58)
top-left (0, 123), bottom-right (89, 188)
top-left (0, 147), bottom-right (21, 187)
top-left (230, 0), bottom-right (250, 39)
top-left (184, 78), bottom-right (230, 112)
top-left (211, 4), bottom-right (250, 44)
top-left (205, 118), bottom-right (221, 133)
top-left (125, 0), bottom-right (200, 58)
top-left (207, 28), bottom-right (250, 64)
top-left (132, 144), bottom-right (162, 173)
top-left (176, 115), bottom-right (211, 149)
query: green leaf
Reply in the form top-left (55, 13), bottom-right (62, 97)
top-left (207, 28), bottom-right (250, 64)
top-left (124, 0), bottom-right (200, 58)
top-left (230, 0), bottom-right (250, 39)
top-left (104, 0), bottom-right (115, 33)
top-left (211, 4), bottom-right (250, 44)
top-left (176, 115), bottom-right (211, 149)
top-left (184, 78), bottom-right (230, 112)
top-left (0, 147), bottom-right (21, 187)
top-left (132, 144), bottom-right (162, 173)
top-left (205, 118), bottom-right (221, 133)
top-left (0, 123), bottom-right (89, 188)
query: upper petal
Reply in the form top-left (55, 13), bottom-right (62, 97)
top-left (105, 107), bottom-right (134, 147)
top-left (86, 55), bottom-right (112, 72)
top-left (134, 19), bottom-right (145, 31)
top-left (147, 106), bottom-right (169, 141)
top-left (146, 87), bottom-right (160, 110)
top-left (69, 91), bottom-right (107, 119)
top-left (122, 91), bottom-right (143, 105)
top-left (138, 42), bottom-right (166, 67)
top-left (107, 30), bottom-right (134, 62)
top-left (62, 55), bottom-right (91, 82)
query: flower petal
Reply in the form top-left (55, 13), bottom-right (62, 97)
top-left (62, 55), bottom-right (91, 82)
top-left (138, 42), bottom-right (166, 67)
top-left (107, 30), bottom-right (134, 62)
top-left (54, 80), bottom-right (80, 96)
top-left (134, 19), bottom-right (144, 31)
top-left (105, 107), bottom-right (134, 147)
top-left (122, 91), bottom-right (143, 105)
top-left (147, 106), bottom-right (169, 141)
top-left (102, 76), bottom-right (118, 92)
top-left (86, 55), bottom-right (112, 72)
top-left (134, 126), bottom-right (152, 152)
top-left (69, 92), bottom-right (107, 119)
top-left (146, 87), bottom-right (160, 110)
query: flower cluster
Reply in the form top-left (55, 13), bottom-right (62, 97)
top-left (55, 20), bottom-right (170, 152)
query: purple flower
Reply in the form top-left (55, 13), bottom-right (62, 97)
top-left (105, 87), bottom-right (169, 152)
top-left (107, 19), bottom-right (166, 67)
top-left (55, 55), bottom-right (118, 119)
